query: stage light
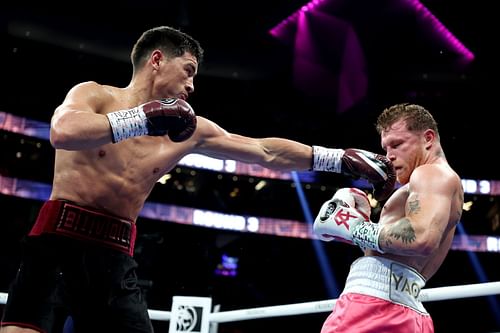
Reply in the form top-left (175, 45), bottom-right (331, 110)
top-left (255, 180), bottom-right (266, 191)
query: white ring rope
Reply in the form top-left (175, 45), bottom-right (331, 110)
top-left (209, 281), bottom-right (500, 323)
top-left (1, 281), bottom-right (499, 323)
top-left (208, 299), bottom-right (337, 323)
top-left (147, 309), bottom-right (171, 321)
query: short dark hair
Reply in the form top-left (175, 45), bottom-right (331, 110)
top-left (376, 103), bottom-right (439, 137)
top-left (131, 26), bottom-right (204, 72)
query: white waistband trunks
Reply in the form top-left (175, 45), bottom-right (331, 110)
top-left (342, 256), bottom-right (429, 314)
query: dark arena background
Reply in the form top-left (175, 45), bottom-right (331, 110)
top-left (1, 1), bottom-right (499, 332)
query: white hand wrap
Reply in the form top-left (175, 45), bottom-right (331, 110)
top-left (106, 108), bottom-right (149, 143)
top-left (352, 222), bottom-right (383, 253)
top-left (312, 146), bottom-right (344, 172)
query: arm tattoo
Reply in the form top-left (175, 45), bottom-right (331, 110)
top-left (380, 194), bottom-right (419, 248)
top-left (382, 218), bottom-right (417, 246)
top-left (391, 218), bottom-right (417, 243)
top-left (408, 196), bottom-right (420, 215)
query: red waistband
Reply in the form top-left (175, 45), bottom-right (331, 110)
top-left (29, 200), bottom-right (136, 256)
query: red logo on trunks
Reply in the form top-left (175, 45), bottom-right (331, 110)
top-left (334, 208), bottom-right (358, 230)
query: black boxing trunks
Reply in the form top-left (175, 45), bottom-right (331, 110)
top-left (1, 200), bottom-right (153, 333)
top-left (29, 200), bottom-right (136, 256)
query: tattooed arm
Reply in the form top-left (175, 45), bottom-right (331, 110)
top-left (378, 164), bottom-right (457, 256)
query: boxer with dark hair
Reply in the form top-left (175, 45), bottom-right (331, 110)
top-left (314, 103), bottom-right (463, 333)
top-left (0, 26), bottom-right (394, 333)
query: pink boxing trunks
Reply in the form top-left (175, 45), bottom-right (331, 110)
top-left (321, 256), bottom-right (434, 333)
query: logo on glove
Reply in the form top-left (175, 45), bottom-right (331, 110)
top-left (319, 199), bottom-right (358, 231)
top-left (160, 98), bottom-right (177, 105)
top-left (333, 208), bottom-right (358, 230)
top-left (319, 201), bottom-right (337, 221)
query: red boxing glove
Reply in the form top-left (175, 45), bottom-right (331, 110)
top-left (342, 149), bottom-right (396, 201)
top-left (143, 98), bottom-right (197, 142)
top-left (312, 146), bottom-right (396, 201)
top-left (106, 98), bottom-right (197, 143)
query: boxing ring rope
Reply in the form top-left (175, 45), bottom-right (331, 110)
top-left (209, 281), bottom-right (500, 323)
top-left (1, 281), bottom-right (500, 323)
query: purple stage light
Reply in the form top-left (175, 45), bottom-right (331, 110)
top-left (269, 0), bottom-right (474, 62)
top-left (269, 0), bottom-right (327, 39)
top-left (405, 0), bottom-right (474, 61)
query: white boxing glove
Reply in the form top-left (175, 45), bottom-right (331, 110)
top-left (313, 188), bottom-right (383, 253)
top-left (333, 188), bottom-right (371, 219)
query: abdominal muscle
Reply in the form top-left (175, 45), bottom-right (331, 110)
top-left (50, 136), bottom-right (187, 221)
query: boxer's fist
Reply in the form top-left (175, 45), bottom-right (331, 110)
top-left (142, 98), bottom-right (197, 142)
top-left (312, 147), bottom-right (396, 201)
top-left (334, 188), bottom-right (371, 219)
top-left (341, 149), bottom-right (396, 201)
top-left (313, 196), bottom-right (366, 243)
top-left (106, 98), bottom-right (197, 143)
top-left (313, 190), bottom-right (383, 252)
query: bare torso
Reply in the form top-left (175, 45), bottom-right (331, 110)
top-left (366, 163), bottom-right (463, 280)
top-left (50, 85), bottom-right (194, 221)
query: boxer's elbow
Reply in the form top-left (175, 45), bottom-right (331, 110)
top-left (50, 112), bottom-right (71, 149)
top-left (50, 126), bottom-right (71, 149)
top-left (414, 233), bottom-right (440, 256)
top-left (50, 119), bottom-right (81, 150)
top-left (416, 242), bottom-right (438, 257)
